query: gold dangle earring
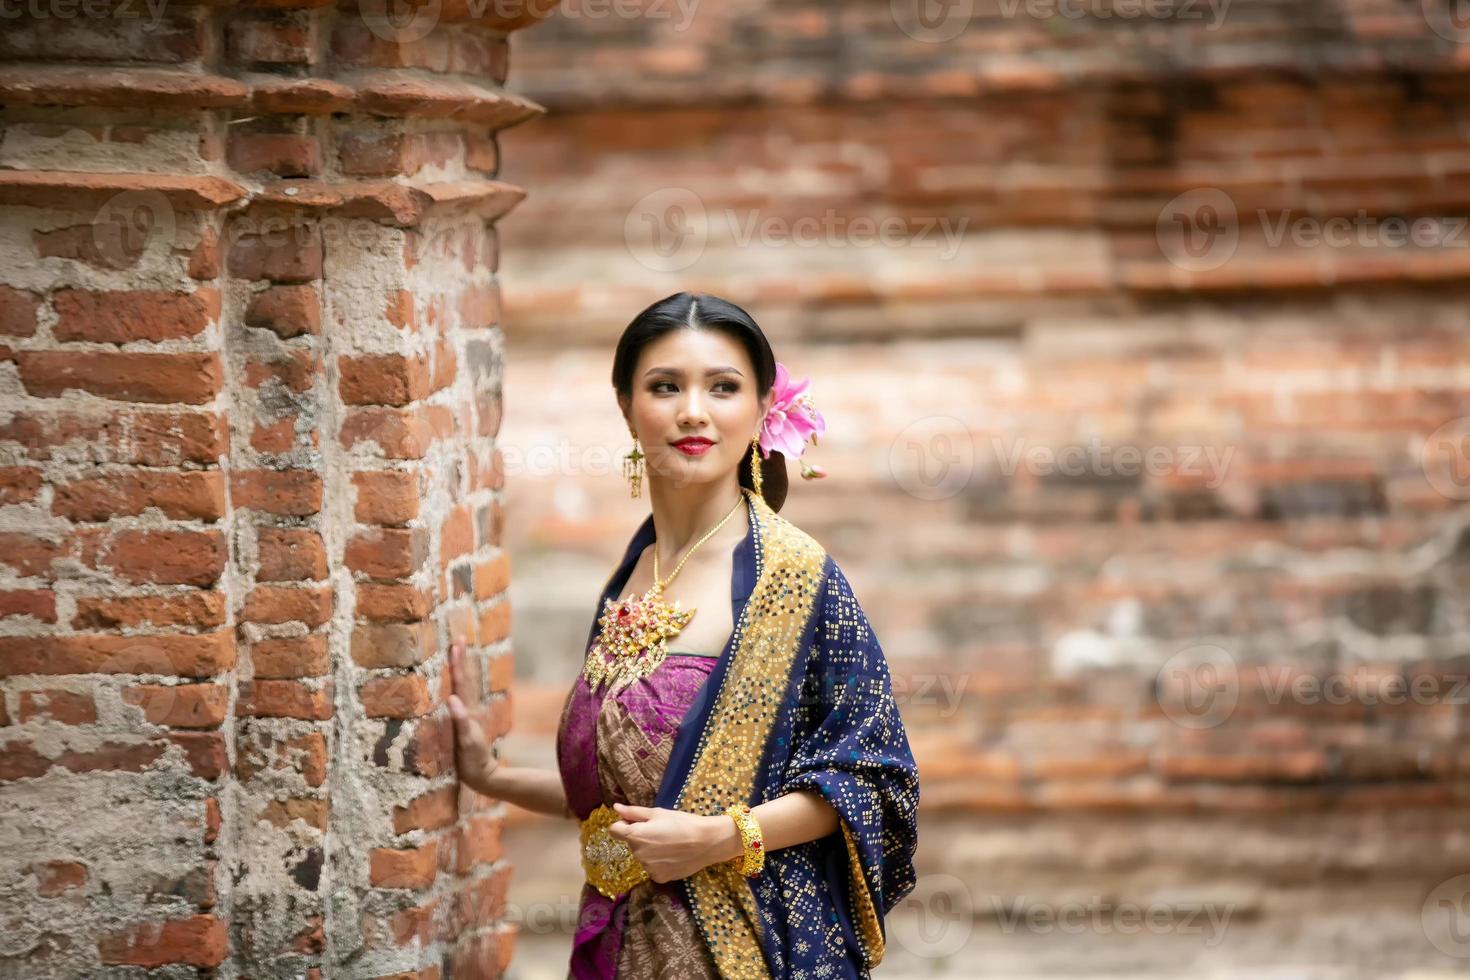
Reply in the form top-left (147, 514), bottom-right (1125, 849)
top-left (623, 433), bottom-right (645, 498)
top-left (749, 435), bottom-right (763, 496)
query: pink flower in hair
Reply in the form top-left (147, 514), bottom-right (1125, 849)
top-left (758, 362), bottom-right (826, 472)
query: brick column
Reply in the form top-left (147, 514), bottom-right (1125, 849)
top-left (0, 5), bottom-right (552, 977)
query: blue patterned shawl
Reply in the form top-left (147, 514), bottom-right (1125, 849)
top-left (586, 488), bottom-right (920, 978)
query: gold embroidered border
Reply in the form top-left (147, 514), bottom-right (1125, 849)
top-left (674, 488), bottom-right (827, 980)
top-left (839, 819), bottom-right (885, 967)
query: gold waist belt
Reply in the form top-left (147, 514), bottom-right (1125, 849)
top-left (579, 803), bottom-right (650, 899)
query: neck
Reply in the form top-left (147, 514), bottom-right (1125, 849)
top-left (646, 479), bottom-right (747, 567)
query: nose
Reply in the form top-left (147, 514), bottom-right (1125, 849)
top-left (676, 386), bottom-right (711, 427)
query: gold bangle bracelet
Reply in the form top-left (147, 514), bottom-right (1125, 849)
top-left (724, 802), bottom-right (765, 877)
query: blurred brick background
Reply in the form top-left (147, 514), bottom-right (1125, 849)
top-left (493, 1), bottom-right (1470, 976)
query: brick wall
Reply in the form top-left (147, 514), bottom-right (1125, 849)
top-left (0, 6), bottom-right (550, 977)
top-left (493, 2), bottom-right (1470, 973)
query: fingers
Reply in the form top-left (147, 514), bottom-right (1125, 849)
top-left (448, 638), bottom-right (466, 696)
top-left (612, 802), bottom-right (657, 822)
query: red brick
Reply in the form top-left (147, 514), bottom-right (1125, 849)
top-left (454, 814), bottom-right (504, 874)
top-left (341, 407), bottom-right (434, 459)
top-left (370, 841), bottom-right (439, 889)
top-left (244, 350), bottom-right (318, 393)
top-left (98, 915), bottom-right (227, 968)
top-left (392, 784), bottom-right (458, 834)
top-left (250, 417), bottom-right (298, 453)
top-left (187, 226), bottom-right (221, 280)
top-left (352, 622), bottom-right (435, 669)
top-left (0, 285), bottom-right (41, 337)
top-left (243, 585), bottom-right (333, 626)
top-left (204, 797), bottom-right (221, 842)
top-left (73, 592), bottom-right (226, 629)
top-left (52, 288), bottom-right (219, 343)
top-left (107, 530), bottom-right (226, 586)
top-left (0, 632), bottom-right (235, 678)
top-left (245, 284), bottom-right (320, 338)
top-left (440, 504), bottom-right (473, 567)
top-left (236, 729), bottom-right (328, 787)
top-left (0, 589), bottom-right (56, 623)
top-left (226, 17), bottom-right (314, 66)
top-left (257, 528), bottom-right (327, 582)
top-left (0, 533), bottom-right (67, 577)
top-left (228, 225), bottom-right (322, 283)
top-left (169, 731), bottom-right (229, 779)
top-left (473, 553), bottom-right (510, 599)
top-left (260, 797), bottom-right (328, 830)
top-left (252, 634), bottom-right (330, 679)
top-left (238, 680), bottom-right (332, 720)
top-left (34, 223), bottom-right (141, 271)
top-left (231, 469), bottom-right (323, 516)
top-left (356, 583), bottom-right (431, 622)
top-left (346, 527), bottom-right (427, 580)
top-left (405, 714), bottom-right (452, 777)
top-left (479, 602), bottom-right (514, 646)
top-left (0, 411), bottom-right (226, 466)
top-left (227, 132), bottom-right (321, 177)
top-left (18, 689), bottom-right (98, 725)
top-left (123, 684), bottom-right (229, 728)
top-left (53, 470), bottom-right (225, 522)
top-left (0, 467), bottom-right (41, 504)
top-left (58, 740), bottom-right (168, 776)
top-left (361, 674), bottom-right (433, 719)
top-left (352, 470), bottom-right (419, 524)
top-left (30, 859), bottom-right (88, 897)
top-left (339, 355), bottom-right (431, 407)
top-left (17, 351), bottom-right (223, 404)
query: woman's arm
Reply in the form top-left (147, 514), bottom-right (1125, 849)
top-left (606, 788), bottom-right (840, 882)
top-left (699, 789), bottom-right (839, 864)
top-left (447, 640), bottom-right (573, 820)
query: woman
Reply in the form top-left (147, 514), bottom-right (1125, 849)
top-left (446, 292), bottom-right (920, 978)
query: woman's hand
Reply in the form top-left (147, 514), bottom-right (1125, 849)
top-left (446, 639), bottom-right (500, 796)
top-left (605, 802), bottom-right (740, 882)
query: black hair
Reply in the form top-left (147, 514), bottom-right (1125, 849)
top-left (611, 291), bottom-right (789, 512)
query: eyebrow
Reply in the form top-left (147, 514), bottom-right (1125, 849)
top-left (642, 365), bottom-right (744, 378)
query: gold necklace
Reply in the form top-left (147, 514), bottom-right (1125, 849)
top-left (583, 490), bottom-right (748, 693)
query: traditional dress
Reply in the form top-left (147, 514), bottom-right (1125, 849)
top-left (555, 488), bottom-right (920, 979)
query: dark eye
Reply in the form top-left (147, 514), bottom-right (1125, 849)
top-left (651, 380), bottom-right (676, 393)
top-left (715, 380), bottom-right (740, 393)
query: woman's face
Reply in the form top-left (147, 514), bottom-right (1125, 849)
top-left (622, 328), bottom-right (768, 491)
